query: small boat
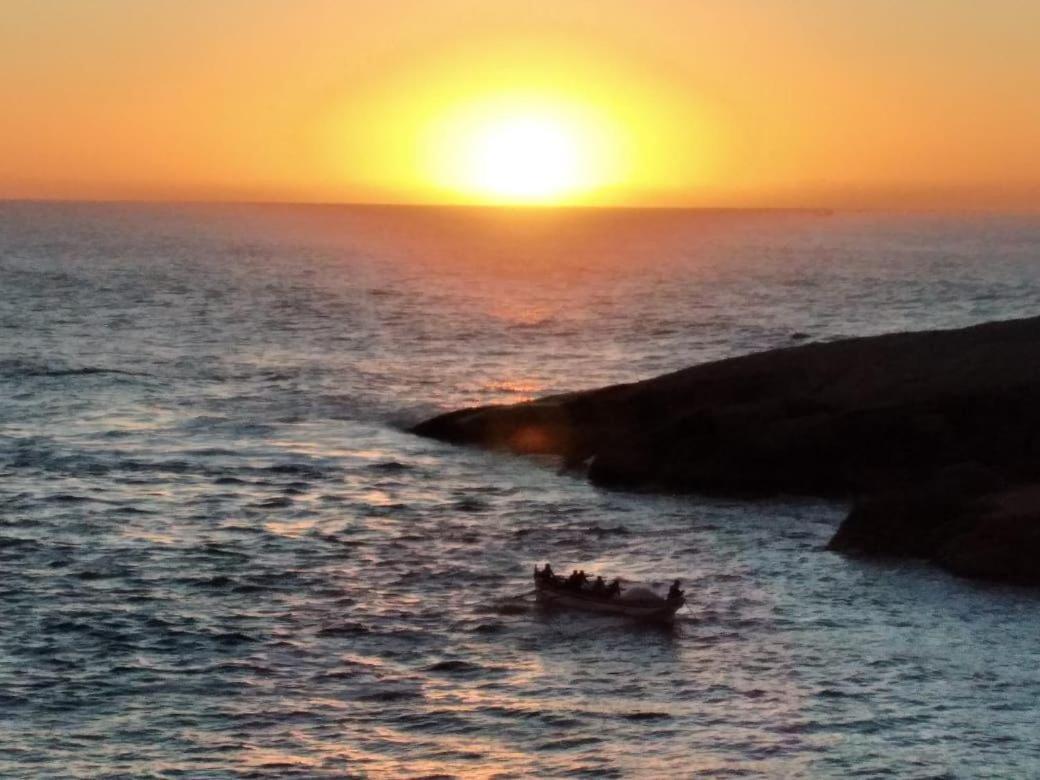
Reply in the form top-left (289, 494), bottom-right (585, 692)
top-left (533, 566), bottom-right (685, 624)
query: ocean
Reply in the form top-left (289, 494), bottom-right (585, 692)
top-left (2, 202), bottom-right (1040, 777)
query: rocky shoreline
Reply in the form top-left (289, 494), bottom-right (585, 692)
top-left (412, 316), bottom-right (1040, 585)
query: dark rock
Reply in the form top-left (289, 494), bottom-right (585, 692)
top-left (936, 486), bottom-right (1040, 584)
top-left (412, 315), bottom-right (1040, 584)
top-left (831, 481), bottom-right (1040, 585)
top-left (827, 486), bottom-right (982, 558)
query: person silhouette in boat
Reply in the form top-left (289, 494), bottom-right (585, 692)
top-left (606, 578), bottom-right (621, 599)
top-left (591, 575), bottom-right (607, 597)
top-left (566, 570), bottom-right (588, 591)
top-left (667, 579), bottom-right (684, 601)
top-left (540, 563), bottom-right (555, 582)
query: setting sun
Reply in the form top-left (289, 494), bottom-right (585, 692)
top-left (316, 42), bottom-right (719, 207)
top-left (463, 115), bottom-right (582, 202)
top-left (415, 87), bottom-right (635, 205)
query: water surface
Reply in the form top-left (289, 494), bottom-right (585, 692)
top-left (2, 203), bottom-right (1039, 777)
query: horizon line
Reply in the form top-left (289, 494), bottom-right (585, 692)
top-left (2, 196), bottom-right (1038, 216)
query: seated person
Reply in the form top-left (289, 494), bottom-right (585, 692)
top-left (566, 569), bottom-right (590, 591)
top-left (605, 578), bottom-right (622, 598)
top-left (590, 576), bottom-right (607, 596)
top-left (667, 579), bottom-right (685, 601)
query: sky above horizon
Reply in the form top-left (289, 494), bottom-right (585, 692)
top-left (2, 0), bottom-right (1039, 209)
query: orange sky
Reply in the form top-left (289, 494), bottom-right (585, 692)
top-left (2, 0), bottom-right (1039, 208)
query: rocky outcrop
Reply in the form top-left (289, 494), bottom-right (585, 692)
top-left (829, 478), bottom-right (1040, 585)
top-left (411, 315), bottom-right (1040, 584)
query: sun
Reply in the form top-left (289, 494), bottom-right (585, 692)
top-left (463, 116), bottom-right (582, 202)
top-left (325, 48), bottom-right (718, 206)
top-left (420, 97), bottom-right (623, 205)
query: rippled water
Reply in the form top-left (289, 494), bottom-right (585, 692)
top-left (3, 202), bottom-right (1040, 778)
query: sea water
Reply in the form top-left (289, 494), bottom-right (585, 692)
top-left (2, 202), bottom-right (1040, 777)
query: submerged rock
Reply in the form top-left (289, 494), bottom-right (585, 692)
top-left (412, 315), bottom-right (1040, 584)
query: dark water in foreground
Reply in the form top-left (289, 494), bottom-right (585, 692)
top-left (2, 203), bottom-right (1040, 778)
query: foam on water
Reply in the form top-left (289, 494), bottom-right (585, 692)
top-left (2, 203), bottom-right (1040, 777)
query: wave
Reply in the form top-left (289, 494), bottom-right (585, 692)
top-left (0, 359), bottom-right (151, 379)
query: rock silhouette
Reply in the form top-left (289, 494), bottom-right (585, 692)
top-left (413, 316), bottom-right (1040, 584)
